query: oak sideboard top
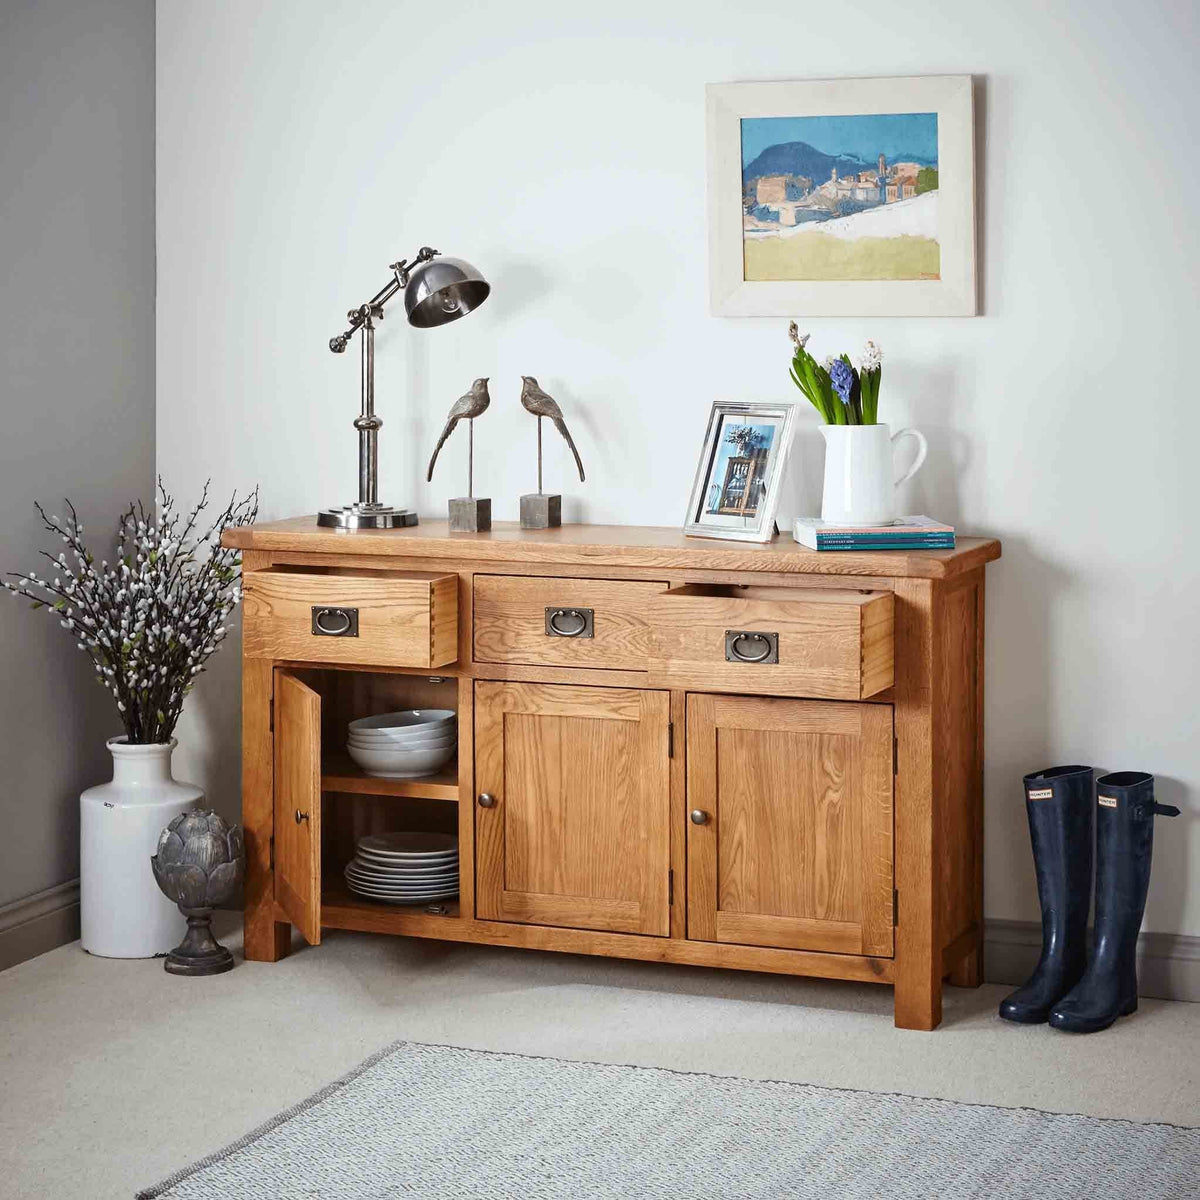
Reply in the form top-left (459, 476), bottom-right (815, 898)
top-left (224, 517), bottom-right (1000, 580)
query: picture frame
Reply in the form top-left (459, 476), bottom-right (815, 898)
top-left (683, 401), bottom-right (798, 543)
top-left (707, 74), bottom-right (976, 317)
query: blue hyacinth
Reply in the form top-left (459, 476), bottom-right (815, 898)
top-left (829, 358), bottom-right (855, 404)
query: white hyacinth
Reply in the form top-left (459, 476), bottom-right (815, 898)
top-left (3, 479), bottom-right (258, 744)
top-left (859, 340), bottom-right (883, 373)
top-left (787, 321), bottom-right (811, 350)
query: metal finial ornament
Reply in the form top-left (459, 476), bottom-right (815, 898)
top-left (519, 376), bottom-right (585, 529)
top-left (427, 378), bottom-right (493, 531)
top-left (318, 247), bottom-right (491, 530)
top-left (151, 810), bottom-right (245, 976)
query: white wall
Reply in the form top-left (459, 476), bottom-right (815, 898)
top-left (157, 0), bottom-right (1199, 935)
top-left (0, 0), bottom-right (155, 911)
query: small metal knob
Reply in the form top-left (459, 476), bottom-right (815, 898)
top-left (478, 793), bottom-right (496, 808)
top-left (690, 809), bottom-right (710, 825)
top-left (295, 809), bottom-right (309, 825)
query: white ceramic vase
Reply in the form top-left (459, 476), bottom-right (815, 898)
top-left (819, 423), bottom-right (928, 526)
top-left (79, 737), bottom-right (203, 958)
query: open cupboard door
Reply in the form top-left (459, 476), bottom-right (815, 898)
top-left (274, 670), bottom-right (322, 945)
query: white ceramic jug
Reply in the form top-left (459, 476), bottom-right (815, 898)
top-left (819, 424), bottom-right (928, 526)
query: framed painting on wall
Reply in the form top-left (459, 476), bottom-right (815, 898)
top-left (707, 75), bottom-right (976, 317)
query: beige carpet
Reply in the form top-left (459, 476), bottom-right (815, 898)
top-left (2, 919), bottom-right (1198, 1200)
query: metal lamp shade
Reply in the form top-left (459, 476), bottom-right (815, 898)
top-left (404, 256), bottom-right (491, 328)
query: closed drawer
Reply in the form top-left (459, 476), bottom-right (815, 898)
top-left (242, 569), bottom-right (458, 668)
top-left (473, 575), bottom-right (667, 671)
top-left (648, 584), bottom-right (893, 699)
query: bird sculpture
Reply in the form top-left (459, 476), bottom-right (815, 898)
top-left (519, 375), bottom-right (585, 487)
top-left (426, 377), bottom-right (491, 486)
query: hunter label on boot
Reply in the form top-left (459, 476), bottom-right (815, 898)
top-left (1028, 788), bottom-right (1054, 800)
top-left (1098, 794), bottom-right (1118, 808)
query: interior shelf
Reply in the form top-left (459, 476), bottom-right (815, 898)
top-left (321, 753), bottom-right (459, 800)
top-left (321, 884), bottom-right (462, 934)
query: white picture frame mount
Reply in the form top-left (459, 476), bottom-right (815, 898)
top-left (683, 401), bottom-right (798, 543)
top-left (707, 74), bottom-right (977, 317)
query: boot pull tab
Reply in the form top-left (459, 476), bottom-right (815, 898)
top-left (1132, 801), bottom-right (1181, 818)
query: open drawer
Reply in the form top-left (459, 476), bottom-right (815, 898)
top-left (243, 567), bottom-right (458, 668)
top-left (647, 584), bottom-right (893, 699)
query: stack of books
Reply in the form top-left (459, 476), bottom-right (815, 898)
top-left (792, 515), bottom-right (955, 552)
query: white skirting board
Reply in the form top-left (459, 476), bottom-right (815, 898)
top-left (2, 890), bottom-right (1197, 1002)
top-left (0, 879), bottom-right (81, 972)
top-left (984, 919), bottom-right (1200, 1003)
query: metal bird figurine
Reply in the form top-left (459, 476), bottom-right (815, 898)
top-left (520, 375), bottom-right (585, 487)
top-left (426, 377), bottom-right (491, 487)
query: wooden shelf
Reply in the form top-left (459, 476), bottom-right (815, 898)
top-left (322, 884), bottom-right (461, 935)
top-left (321, 753), bottom-right (459, 800)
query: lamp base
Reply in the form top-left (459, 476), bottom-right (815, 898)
top-left (317, 504), bottom-right (418, 530)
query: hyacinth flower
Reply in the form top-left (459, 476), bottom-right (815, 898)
top-left (787, 322), bottom-right (844, 424)
top-left (858, 340), bottom-right (883, 424)
top-left (786, 323), bottom-right (884, 426)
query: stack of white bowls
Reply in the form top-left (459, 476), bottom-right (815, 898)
top-left (343, 832), bottom-right (459, 905)
top-left (346, 710), bottom-right (457, 778)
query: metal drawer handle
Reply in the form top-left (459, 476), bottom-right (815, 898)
top-left (545, 607), bottom-right (594, 638)
top-left (725, 630), bottom-right (779, 664)
top-left (311, 606), bottom-right (359, 637)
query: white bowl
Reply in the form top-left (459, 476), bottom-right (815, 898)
top-left (350, 724), bottom-right (460, 744)
top-left (348, 710), bottom-right (456, 736)
top-left (346, 741), bottom-right (456, 778)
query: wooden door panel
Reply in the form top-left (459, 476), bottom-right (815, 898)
top-left (274, 670), bottom-right (322, 945)
top-left (475, 681), bottom-right (670, 936)
top-left (687, 694), bottom-right (893, 958)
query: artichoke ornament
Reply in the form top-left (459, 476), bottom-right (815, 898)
top-left (151, 810), bottom-right (245, 975)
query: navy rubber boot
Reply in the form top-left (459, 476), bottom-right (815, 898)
top-left (998, 766), bottom-right (1094, 1024)
top-left (1049, 772), bottom-right (1180, 1034)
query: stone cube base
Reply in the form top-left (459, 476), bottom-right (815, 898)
top-left (520, 493), bottom-right (561, 529)
top-left (449, 497), bottom-right (491, 532)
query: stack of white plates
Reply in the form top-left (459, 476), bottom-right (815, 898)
top-left (343, 832), bottom-right (459, 904)
top-left (346, 709), bottom-right (457, 779)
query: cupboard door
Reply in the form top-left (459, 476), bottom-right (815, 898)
top-left (274, 670), bottom-right (322, 945)
top-left (475, 681), bottom-right (670, 936)
top-left (687, 694), bottom-right (894, 957)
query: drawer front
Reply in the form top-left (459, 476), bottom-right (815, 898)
top-left (648, 584), bottom-right (893, 699)
top-left (243, 570), bottom-right (458, 668)
top-left (473, 575), bottom-right (667, 671)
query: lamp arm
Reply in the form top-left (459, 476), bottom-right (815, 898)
top-left (327, 247), bottom-right (439, 353)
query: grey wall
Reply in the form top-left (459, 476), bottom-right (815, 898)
top-left (0, 0), bottom-right (155, 918)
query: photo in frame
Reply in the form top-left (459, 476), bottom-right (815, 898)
top-left (707, 74), bottom-right (976, 316)
top-left (684, 401), bottom-right (798, 542)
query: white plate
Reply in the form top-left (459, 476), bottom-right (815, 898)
top-left (347, 883), bottom-right (460, 897)
top-left (348, 710), bottom-right (456, 734)
top-left (354, 855), bottom-right (459, 873)
top-left (348, 724), bottom-right (458, 744)
top-left (350, 888), bottom-right (460, 902)
top-left (358, 832), bottom-right (458, 856)
top-left (346, 866), bottom-right (459, 885)
top-left (345, 879), bottom-right (458, 896)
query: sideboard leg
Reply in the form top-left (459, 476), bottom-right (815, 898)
top-left (947, 942), bottom-right (983, 988)
top-left (245, 911), bottom-right (290, 962)
top-left (893, 578), bottom-right (942, 1031)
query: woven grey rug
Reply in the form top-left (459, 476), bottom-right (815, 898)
top-left (138, 1040), bottom-right (1199, 1199)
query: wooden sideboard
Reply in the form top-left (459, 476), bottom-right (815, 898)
top-left (223, 518), bottom-right (1001, 1030)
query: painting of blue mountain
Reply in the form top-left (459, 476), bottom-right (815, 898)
top-left (740, 113), bottom-right (939, 281)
